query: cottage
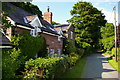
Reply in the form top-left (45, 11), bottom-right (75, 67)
top-left (3, 2), bottom-right (34, 39)
top-left (54, 24), bottom-right (75, 46)
top-left (3, 3), bottom-right (64, 56)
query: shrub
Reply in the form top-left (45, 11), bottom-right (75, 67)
top-left (23, 57), bottom-right (64, 79)
top-left (23, 53), bottom-right (80, 79)
top-left (63, 40), bottom-right (76, 55)
top-left (112, 48), bottom-right (120, 57)
top-left (11, 34), bottom-right (47, 59)
top-left (69, 52), bottom-right (79, 66)
top-left (2, 48), bottom-right (24, 78)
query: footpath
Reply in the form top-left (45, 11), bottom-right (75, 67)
top-left (82, 53), bottom-right (119, 80)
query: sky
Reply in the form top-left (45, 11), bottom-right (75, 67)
top-left (32, 0), bottom-right (119, 25)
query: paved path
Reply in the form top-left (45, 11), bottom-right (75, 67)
top-left (82, 53), bottom-right (119, 79)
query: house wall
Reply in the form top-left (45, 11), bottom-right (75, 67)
top-left (40, 33), bottom-right (63, 55)
top-left (6, 27), bottom-right (12, 39)
top-left (15, 27), bottom-right (30, 35)
top-left (67, 25), bottom-right (75, 46)
top-left (6, 26), bottom-right (30, 38)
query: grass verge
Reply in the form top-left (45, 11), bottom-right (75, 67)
top-left (108, 58), bottom-right (120, 73)
top-left (60, 57), bottom-right (87, 78)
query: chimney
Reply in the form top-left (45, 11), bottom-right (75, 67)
top-left (43, 6), bottom-right (52, 24)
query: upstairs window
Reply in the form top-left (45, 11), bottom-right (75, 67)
top-left (58, 36), bottom-right (61, 42)
top-left (23, 17), bottom-right (28, 23)
top-left (70, 31), bottom-right (73, 39)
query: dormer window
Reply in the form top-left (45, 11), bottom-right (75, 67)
top-left (23, 17), bottom-right (28, 23)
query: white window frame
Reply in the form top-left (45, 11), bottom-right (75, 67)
top-left (57, 49), bottom-right (61, 55)
top-left (58, 36), bottom-right (61, 42)
top-left (71, 31), bottom-right (73, 39)
top-left (50, 49), bottom-right (54, 57)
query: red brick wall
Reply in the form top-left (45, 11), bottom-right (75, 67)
top-left (40, 33), bottom-right (63, 54)
top-left (6, 27), bottom-right (30, 39)
top-left (67, 25), bottom-right (75, 46)
top-left (15, 27), bottom-right (30, 35)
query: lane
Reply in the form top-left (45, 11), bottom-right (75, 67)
top-left (82, 53), bottom-right (118, 79)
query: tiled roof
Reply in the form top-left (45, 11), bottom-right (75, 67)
top-left (3, 2), bottom-right (34, 29)
top-left (39, 18), bottom-right (59, 35)
top-left (54, 24), bottom-right (70, 32)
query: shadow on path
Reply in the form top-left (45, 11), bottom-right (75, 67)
top-left (82, 53), bottom-right (118, 79)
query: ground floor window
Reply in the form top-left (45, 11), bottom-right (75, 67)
top-left (57, 49), bottom-right (61, 55)
top-left (49, 49), bottom-right (54, 57)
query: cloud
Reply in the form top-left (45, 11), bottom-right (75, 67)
top-left (100, 8), bottom-right (118, 25)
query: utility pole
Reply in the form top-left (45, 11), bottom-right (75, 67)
top-left (113, 6), bottom-right (117, 62)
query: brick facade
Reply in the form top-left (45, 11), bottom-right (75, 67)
top-left (43, 7), bottom-right (52, 24)
top-left (67, 25), bottom-right (75, 46)
top-left (6, 26), bottom-right (30, 38)
top-left (40, 33), bottom-right (63, 55)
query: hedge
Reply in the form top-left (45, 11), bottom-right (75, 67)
top-left (23, 53), bottom-right (80, 79)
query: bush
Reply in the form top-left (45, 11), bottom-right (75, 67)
top-left (111, 48), bottom-right (120, 57)
top-left (69, 52), bottom-right (79, 66)
top-left (2, 48), bottom-right (24, 78)
top-left (11, 34), bottom-right (47, 59)
top-left (63, 40), bottom-right (76, 55)
top-left (23, 57), bottom-right (64, 79)
top-left (23, 53), bottom-right (80, 79)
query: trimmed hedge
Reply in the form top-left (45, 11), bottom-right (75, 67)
top-left (23, 53), bottom-right (80, 79)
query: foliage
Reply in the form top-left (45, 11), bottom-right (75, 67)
top-left (11, 34), bottom-right (47, 59)
top-left (0, 11), bottom-right (12, 31)
top-left (61, 57), bottom-right (86, 78)
top-left (108, 58), bottom-right (120, 73)
top-left (2, 48), bottom-right (24, 78)
top-left (52, 21), bottom-right (60, 25)
top-left (100, 23), bottom-right (114, 51)
top-left (111, 48), bottom-right (120, 57)
top-left (23, 53), bottom-right (80, 79)
top-left (9, 2), bottom-right (42, 18)
top-left (68, 1), bottom-right (106, 48)
top-left (63, 40), bottom-right (76, 55)
top-left (69, 52), bottom-right (79, 66)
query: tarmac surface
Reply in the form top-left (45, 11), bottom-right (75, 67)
top-left (82, 53), bottom-right (119, 80)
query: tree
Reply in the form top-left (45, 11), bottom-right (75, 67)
top-left (68, 1), bottom-right (106, 48)
top-left (0, 11), bottom-right (12, 31)
top-left (100, 23), bottom-right (114, 51)
top-left (52, 21), bottom-right (60, 25)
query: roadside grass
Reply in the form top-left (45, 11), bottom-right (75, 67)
top-left (108, 58), bottom-right (120, 73)
top-left (60, 57), bottom-right (87, 78)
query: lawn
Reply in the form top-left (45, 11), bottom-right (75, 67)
top-left (108, 58), bottom-right (120, 73)
top-left (60, 57), bottom-right (87, 78)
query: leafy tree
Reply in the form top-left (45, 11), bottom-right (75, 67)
top-left (0, 11), bottom-right (12, 31)
top-left (68, 1), bottom-right (107, 48)
top-left (11, 34), bottom-right (47, 59)
top-left (100, 23), bottom-right (114, 51)
top-left (52, 21), bottom-right (60, 25)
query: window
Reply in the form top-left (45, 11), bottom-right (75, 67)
top-left (30, 29), bottom-right (35, 36)
top-left (35, 53), bottom-right (38, 58)
top-left (58, 36), bottom-right (61, 42)
top-left (23, 17), bottom-right (28, 23)
top-left (57, 49), bottom-right (61, 55)
top-left (70, 31), bottom-right (73, 39)
top-left (49, 49), bottom-right (54, 57)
